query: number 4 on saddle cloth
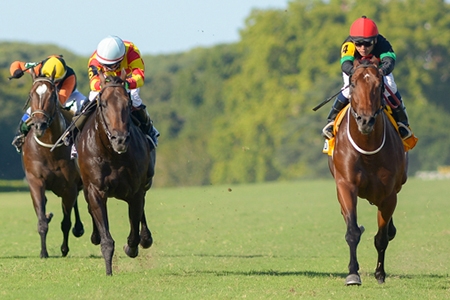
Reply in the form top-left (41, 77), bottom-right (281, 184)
top-left (323, 105), bottom-right (418, 156)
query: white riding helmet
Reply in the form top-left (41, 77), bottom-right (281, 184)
top-left (96, 35), bottom-right (126, 65)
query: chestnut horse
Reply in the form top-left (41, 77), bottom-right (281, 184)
top-left (22, 69), bottom-right (84, 258)
top-left (328, 57), bottom-right (407, 285)
top-left (76, 71), bottom-right (155, 275)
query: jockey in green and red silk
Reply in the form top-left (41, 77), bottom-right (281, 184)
top-left (322, 16), bottom-right (412, 140)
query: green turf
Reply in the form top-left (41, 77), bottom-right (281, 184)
top-left (0, 178), bottom-right (448, 299)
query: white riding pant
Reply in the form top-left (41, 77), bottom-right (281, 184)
top-left (64, 89), bottom-right (87, 114)
top-left (341, 72), bottom-right (397, 99)
top-left (88, 88), bottom-right (143, 108)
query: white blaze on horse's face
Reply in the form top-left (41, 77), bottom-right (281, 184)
top-left (36, 84), bottom-right (48, 99)
top-left (364, 74), bottom-right (370, 80)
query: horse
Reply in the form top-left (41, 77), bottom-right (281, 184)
top-left (76, 71), bottom-right (155, 275)
top-left (21, 68), bottom-right (84, 258)
top-left (328, 56), bottom-right (407, 285)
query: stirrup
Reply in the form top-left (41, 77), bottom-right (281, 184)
top-left (397, 123), bottom-right (412, 140)
top-left (12, 134), bottom-right (25, 153)
top-left (322, 121), bottom-right (335, 140)
top-left (63, 132), bottom-right (72, 146)
top-left (70, 144), bottom-right (78, 160)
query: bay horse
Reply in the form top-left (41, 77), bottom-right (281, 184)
top-left (76, 71), bottom-right (155, 275)
top-left (22, 68), bottom-right (84, 258)
top-left (328, 57), bottom-right (407, 285)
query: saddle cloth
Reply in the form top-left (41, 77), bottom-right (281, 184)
top-left (323, 105), bottom-right (418, 156)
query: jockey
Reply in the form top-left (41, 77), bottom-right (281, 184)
top-left (322, 16), bottom-right (412, 140)
top-left (87, 35), bottom-right (159, 147)
top-left (10, 55), bottom-right (86, 153)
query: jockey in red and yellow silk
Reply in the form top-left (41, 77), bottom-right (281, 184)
top-left (65, 36), bottom-right (158, 159)
top-left (88, 40), bottom-right (145, 93)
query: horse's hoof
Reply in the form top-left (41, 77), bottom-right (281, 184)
top-left (345, 274), bottom-right (362, 286)
top-left (72, 226), bottom-right (85, 238)
top-left (91, 233), bottom-right (100, 245)
top-left (123, 244), bottom-right (139, 258)
top-left (375, 271), bottom-right (386, 284)
top-left (61, 246), bottom-right (69, 257)
top-left (46, 212), bottom-right (54, 223)
top-left (140, 237), bottom-right (153, 249)
top-left (359, 225), bottom-right (365, 234)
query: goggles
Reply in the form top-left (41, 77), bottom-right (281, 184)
top-left (354, 40), bottom-right (375, 47)
top-left (102, 61), bottom-right (121, 71)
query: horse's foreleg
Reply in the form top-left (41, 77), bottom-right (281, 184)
top-left (374, 195), bottom-right (397, 284)
top-left (338, 186), bottom-right (362, 285)
top-left (86, 188), bottom-right (114, 275)
top-left (124, 196), bottom-right (144, 258)
top-left (72, 199), bottom-right (85, 238)
top-left (139, 210), bottom-right (153, 249)
top-left (29, 184), bottom-right (51, 258)
top-left (60, 191), bottom-right (78, 257)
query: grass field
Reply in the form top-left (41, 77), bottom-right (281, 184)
top-left (0, 178), bottom-right (448, 299)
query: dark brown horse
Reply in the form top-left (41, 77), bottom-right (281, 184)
top-left (76, 71), bottom-right (155, 275)
top-left (328, 57), bottom-right (407, 285)
top-left (22, 69), bottom-right (84, 258)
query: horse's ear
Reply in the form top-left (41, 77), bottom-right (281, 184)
top-left (51, 66), bottom-right (57, 82)
top-left (120, 68), bottom-right (126, 81)
top-left (98, 69), bottom-right (106, 86)
top-left (30, 67), bottom-right (37, 81)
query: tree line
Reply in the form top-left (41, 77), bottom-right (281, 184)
top-left (0, 0), bottom-right (449, 187)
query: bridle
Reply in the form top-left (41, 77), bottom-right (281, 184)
top-left (97, 82), bottom-right (132, 146)
top-left (30, 77), bottom-right (59, 125)
top-left (346, 63), bottom-right (386, 155)
top-left (29, 77), bottom-right (65, 149)
top-left (348, 64), bottom-right (385, 122)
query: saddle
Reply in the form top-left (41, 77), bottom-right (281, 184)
top-left (322, 105), bottom-right (418, 156)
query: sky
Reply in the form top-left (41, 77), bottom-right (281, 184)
top-left (1, 0), bottom-right (289, 56)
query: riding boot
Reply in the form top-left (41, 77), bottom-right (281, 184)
top-left (11, 116), bottom-right (31, 153)
top-left (132, 105), bottom-right (159, 148)
top-left (389, 92), bottom-right (412, 140)
top-left (322, 92), bottom-right (349, 139)
top-left (63, 99), bottom-right (93, 146)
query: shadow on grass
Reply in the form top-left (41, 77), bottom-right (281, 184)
top-left (165, 269), bottom-right (450, 280)
top-left (0, 254), bottom-right (103, 259)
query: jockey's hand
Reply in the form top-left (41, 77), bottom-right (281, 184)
top-left (378, 68), bottom-right (385, 77)
top-left (12, 69), bottom-right (24, 79)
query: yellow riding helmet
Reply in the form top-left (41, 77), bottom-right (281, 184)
top-left (41, 56), bottom-right (67, 81)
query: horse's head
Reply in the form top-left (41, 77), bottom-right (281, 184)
top-left (97, 70), bottom-right (132, 154)
top-left (349, 57), bottom-right (384, 135)
top-left (28, 68), bottom-right (59, 137)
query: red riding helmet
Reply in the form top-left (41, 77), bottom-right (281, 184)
top-left (349, 16), bottom-right (379, 43)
